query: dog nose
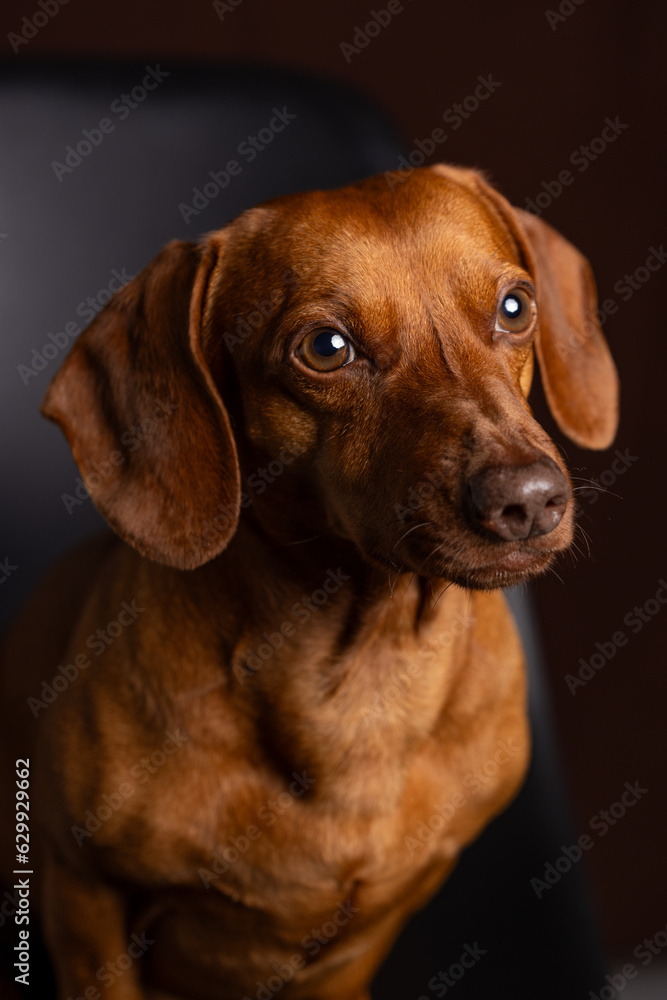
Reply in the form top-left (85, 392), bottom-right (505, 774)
top-left (467, 458), bottom-right (571, 541)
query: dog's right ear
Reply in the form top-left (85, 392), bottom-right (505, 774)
top-left (429, 164), bottom-right (619, 450)
top-left (513, 208), bottom-right (619, 450)
top-left (41, 237), bottom-right (241, 570)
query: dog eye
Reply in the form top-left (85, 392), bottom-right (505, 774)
top-left (495, 288), bottom-right (535, 334)
top-left (298, 329), bottom-right (355, 372)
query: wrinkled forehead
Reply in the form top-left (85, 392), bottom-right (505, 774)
top-left (255, 174), bottom-right (524, 304)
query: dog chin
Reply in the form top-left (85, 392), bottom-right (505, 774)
top-left (395, 543), bottom-right (560, 591)
top-left (447, 550), bottom-right (557, 591)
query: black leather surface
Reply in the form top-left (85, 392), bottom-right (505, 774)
top-left (0, 60), bottom-right (401, 628)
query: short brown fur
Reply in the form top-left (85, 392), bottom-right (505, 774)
top-left (0, 165), bottom-right (618, 999)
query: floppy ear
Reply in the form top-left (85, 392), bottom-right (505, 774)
top-left (514, 208), bottom-right (619, 450)
top-left (41, 237), bottom-right (241, 570)
top-left (429, 164), bottom-right (619, 450)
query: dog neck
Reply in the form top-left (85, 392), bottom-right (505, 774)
top-left (174, 521), bottom-right (480, 813)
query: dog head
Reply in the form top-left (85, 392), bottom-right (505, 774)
top-left (42, 165), bottom-right (618, 589)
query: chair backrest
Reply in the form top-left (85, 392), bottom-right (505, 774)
top-left (0, 60), bottom-right (402, 626)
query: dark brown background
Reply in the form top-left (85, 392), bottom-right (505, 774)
top-left (2, 0), bottom-right (665, 957)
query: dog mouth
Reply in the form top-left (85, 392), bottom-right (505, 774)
top-left (453, 546), bottom-right (557, 589)
top-left (378, 456), bottom-right (574, 589)
top-left (385, 528), bottom-right (568, 590)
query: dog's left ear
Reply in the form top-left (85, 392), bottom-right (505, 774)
top-left (41, 236), bottom-right (242, 570)
top-left (429, 164), bottom-right (619, 450)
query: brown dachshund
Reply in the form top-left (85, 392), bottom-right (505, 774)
top-left (0, 164), bottom-right (618, 999)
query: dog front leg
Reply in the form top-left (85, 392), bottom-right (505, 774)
top-left (42, 850), bottom-right (147, 1000)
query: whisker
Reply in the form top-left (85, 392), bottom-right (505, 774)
top-left (572, 483), bottom-right (609, 494)
top-left (578, 524), bottom-right (593, 545)
top-left (391, 521), bottom-right (433, 552)
top-left (575, 526), bottom-right (592, 558)
top-left (570, 475), bottom-right (604, 485)
top-left (413, 538), bottom-right (452, 579)
top-left (567, 543), bottom-right (583, 567)
top-left (432, 580), bottom-right (455, 609)
top-left (283, 534), bottom-right (323, 546)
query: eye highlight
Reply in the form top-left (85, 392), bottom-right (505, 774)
top-left (297, 329), bottom-right (356, 372)
top-left (495, 287), bottom-right (535, 334)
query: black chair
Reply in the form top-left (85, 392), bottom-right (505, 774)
top-left (0, 60), bottom-right (606, 999)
